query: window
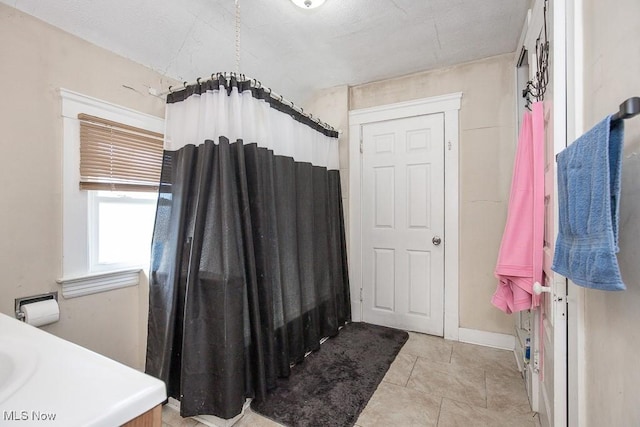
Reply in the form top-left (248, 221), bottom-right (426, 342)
top-left (59, 89), bottom-right (164, 298)
top-left (88, 191), bottom-right (157, 272)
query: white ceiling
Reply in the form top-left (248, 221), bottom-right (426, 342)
top-left (4, 0), bottom-right (529, 104)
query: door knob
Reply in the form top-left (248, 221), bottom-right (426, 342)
top-left (432, 236), bottom-right (442, 246)
top-left (533, 282), bottom-right (551, 295)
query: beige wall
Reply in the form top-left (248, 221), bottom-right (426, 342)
top-left (0, 4), bottom-right (174, 369)
top-left (349, 54), bottom-right (516, 334)
top-left (582, 0), bottom-right (640, 424)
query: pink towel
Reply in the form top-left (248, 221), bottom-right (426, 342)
top-left (492, 102), bottom-right (544, 314)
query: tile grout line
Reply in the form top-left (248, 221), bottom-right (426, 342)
top-left (435, 396), bottom-right (444, 427)
top-left (404, 355), bottom-right (419, 387)
top-left (484, 370), bottom-right (488, 409)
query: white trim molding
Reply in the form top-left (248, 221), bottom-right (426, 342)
top-left (348, 92), bottom-right (462, 341)
top-left (566, 0), bottom-right (586, 425)
top-left (57, 268), bottom-right (141, 299)
top-left (458, 328), bottom-right (516, 351)
top-left (59, 89), bottom-right (162, 298)
top-left (59, 88), bottom-right (165, 132)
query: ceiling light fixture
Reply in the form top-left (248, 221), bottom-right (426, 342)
top-left (291, 0), bottom-right (326, 9)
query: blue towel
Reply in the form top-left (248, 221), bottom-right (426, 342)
top-left (552, 116), bottom-right (626, 290)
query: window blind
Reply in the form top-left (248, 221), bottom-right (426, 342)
top-left (78, 113), bottom-right (164, 192)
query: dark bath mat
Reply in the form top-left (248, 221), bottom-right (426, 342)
top-left (250, 322), bottom-right (409, 427)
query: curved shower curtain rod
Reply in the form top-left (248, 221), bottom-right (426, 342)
top-left (157, 72), bottom-right (340, 134)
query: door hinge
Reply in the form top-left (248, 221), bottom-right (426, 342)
top-left (359, 135), bottom-right (363, 154)
top-left (359, 288), bottom-right (363, 302)
top-left (448, 140), bottom-right (452, 151)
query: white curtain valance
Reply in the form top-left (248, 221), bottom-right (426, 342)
top-left (164, 86), bottom-right (339, 171)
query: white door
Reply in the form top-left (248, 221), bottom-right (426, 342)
top-left (538, 94), bottom-right (568, 427)
top-left (520, 1), bottom-right (567, 425)
top-left (360, 114), bottom-right (445, 336)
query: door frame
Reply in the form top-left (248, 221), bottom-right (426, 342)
top-left (348, 93), bottom-right (462, 340)
top-left (565, 0), bottom-right (587, 425)
top-left (546, 0), bottom-right (570, 425)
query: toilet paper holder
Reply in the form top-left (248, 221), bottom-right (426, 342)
top-left (15, 291), bottom-right (58, 321)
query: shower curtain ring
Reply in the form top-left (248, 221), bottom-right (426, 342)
top-left (183, 81), bottom-right (188, 88)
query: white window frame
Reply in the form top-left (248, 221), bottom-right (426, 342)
top-left (58, 89), bottom-right (164, 298)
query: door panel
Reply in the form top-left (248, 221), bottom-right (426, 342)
top-left (407, 164), bottom-right (431, 228)
top-left (408, 250), bottom-right (431, 316)
top-left (361, 114), bottom-right (445, 335)
top-left (374, 248), bottom-right (395, 311)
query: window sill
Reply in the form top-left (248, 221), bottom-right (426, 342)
top-left (56, 268), bottom-right (141, 299)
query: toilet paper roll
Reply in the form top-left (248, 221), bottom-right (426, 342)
top-left (22, 299), bottom-right (60, 327)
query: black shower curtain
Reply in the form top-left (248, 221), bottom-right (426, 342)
top-left (145, 77), bottom-right (351, 419)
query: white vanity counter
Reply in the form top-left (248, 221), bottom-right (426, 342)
top-left (0, 313), bottom-right (166, 426)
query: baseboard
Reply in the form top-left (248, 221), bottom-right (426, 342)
top-left (457, 328), bottom-right (516, 350)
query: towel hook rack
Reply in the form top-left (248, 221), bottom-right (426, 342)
top-left (555, 97), bottom-right (640, 162)
top-left (611, 97), bottom-right (640, 122)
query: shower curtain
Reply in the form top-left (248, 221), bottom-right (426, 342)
top-left (145, 76), bottom-right (351, 419)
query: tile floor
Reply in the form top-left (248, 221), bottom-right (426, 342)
top-left (162, 332), bottom-right (540, 427)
